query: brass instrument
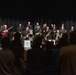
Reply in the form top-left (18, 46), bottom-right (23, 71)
top-left (44, 30), bottom-right (52, 40)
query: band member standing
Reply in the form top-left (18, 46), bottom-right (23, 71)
top-left (1, 24), bottom-right (9, 37)
top-left (17, 23), bottom-right (24, 34)
top-left (68, 26), bottom-right (75, 41)
top-left (50, 23), bottom-right (54, 31)
top-left (0, 25), bottom-right (3, 40)
top-left (44, 26), bottom-right (51, 40)
top-left (0, 25), bottom-right (3, 33)
top-left (34, 22), bottom-right (40, 30)
top-left (69, 26), bottom-right (75, 33)
top-left (29, 27), bottom-right (33, 42)
top-left (23, 26), bottom-right (30, 39)
top-left (27, 21), bottom-right (32, 29)
top-left (52, 24), bottom-right (57, 39)
top-left (34, 24), bottom-right (42, 37)
top-left (42, 23), bottom-right (47, 38)
top-left (46, 26), bottom-right (50, 34)
top-left (59, 23), bottom-right (67, 38)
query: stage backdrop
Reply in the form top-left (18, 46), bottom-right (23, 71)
top-left (0, 17), bottom-right (76, 33)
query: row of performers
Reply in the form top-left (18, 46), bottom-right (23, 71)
top-left (0, 23), bottom-right (75, 41)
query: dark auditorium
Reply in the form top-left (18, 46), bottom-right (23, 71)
top-left (0, 0), bottom-right (76, 75)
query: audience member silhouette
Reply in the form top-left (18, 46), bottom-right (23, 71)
top-left (57, 30), bottom-right (76, 75)
top-left (0, 37), bottom-right (19, 75)
top-left (10, 32), bottom-right (25, 74)
top-left (45, 41), bottom-right (54, 65)
top-left (27, 36), bottom-right (47, 68)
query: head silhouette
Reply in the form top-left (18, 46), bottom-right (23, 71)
top-left (1, 37), bottom-right (10, 49)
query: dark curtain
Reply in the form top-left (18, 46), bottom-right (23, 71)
top-left (0, 17), bottom-right (76, 32)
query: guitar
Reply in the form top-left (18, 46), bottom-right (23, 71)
top-left (34, 30), bottom-right (42, 37)
top-left (1, 26), bottom-right (13, 35)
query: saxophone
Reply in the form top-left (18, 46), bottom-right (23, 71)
top-left (44, 30), bottom-right (52, 40)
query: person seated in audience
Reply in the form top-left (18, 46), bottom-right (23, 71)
top-left (48, 35), bottom-right (69, 66)
top-left (61, 33), bottom-right (69, 43)
top-left (56, 36), bottom-right (69, 48)
top-left (62, 33), bottom-right (68, 39)
top-left (0, 37), bottom-right (20, 75)
top-left (45, 41), bottom-right (54, 65)
top-left (10, 32), bottom-right (26, 75)
top-left (27, 36), bottom-right (47, 69)
top-left (57, 30), bottom-right (76, 75)
top-left (46, 37), bottom-right (69, 75)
